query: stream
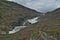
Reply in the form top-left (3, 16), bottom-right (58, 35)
top-left (8, 17), bottom-right (39, 34)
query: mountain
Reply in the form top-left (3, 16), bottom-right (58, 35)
top-left (44, 8), bottom-right (60, 30)
top-left (43, 8), bottom-right (60, 40)
top-left (0, 1), bottom-right (60, 40)
top-left (0, 1), bottom-right (41, 32)
top-left (16, 8), bottom-right (60, 40)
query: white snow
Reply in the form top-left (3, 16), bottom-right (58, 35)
top-left (23, 22), bottom-right (26, 25)
top-left (8, 17), bottom-right (39, 34)
top-left (8, 26), bottom-right (26, 34)
top-left (27, 17), bottom-right (39, 24)
top-left (7, 0), bottom-right (12, 1)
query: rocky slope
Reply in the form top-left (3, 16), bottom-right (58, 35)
top-left (0, 0), bottom-right (60, 40)
top-left (0, 1), bottom-right (41, 33)
top-left (17, 8), bottom-right (60, 40)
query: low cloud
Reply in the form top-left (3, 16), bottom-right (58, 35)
top-left (7, 0), bottom-right (60, 13)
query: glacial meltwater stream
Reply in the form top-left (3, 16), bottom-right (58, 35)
top-left (8, 17), bottom-right (39, 34)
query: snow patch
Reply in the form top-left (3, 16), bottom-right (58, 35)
top-left (27, 17), bottom-right (39, 24)
top-left (7, 0), bottom-right (14, 2)
top-left (8, 26), bottom-right (26, 34)
top-left (8, 17), bottom-right (39, 34)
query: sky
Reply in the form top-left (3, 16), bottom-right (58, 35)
top-left (7, 0), bottom-right (60, 13)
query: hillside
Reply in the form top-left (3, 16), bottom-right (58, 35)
top-left (16, 8), bottom-right (60, 40)
top-left (0, 1), bottom-right (60, 40)
top-left (0, 1), bottom-right (41, 33)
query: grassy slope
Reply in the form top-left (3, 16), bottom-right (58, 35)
top-left (0, 1), bottom-right (41, 32)
top-left (15, 8), bottom-right (60, 40)
top-left (0, 1), bottom-right (60, 40)
top-left (0, 1), bottom-right (41, 40)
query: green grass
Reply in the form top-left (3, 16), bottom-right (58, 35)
top-left (45, 30), bottom-right (60, 33)
top-left (31, 30), bottom-right (39, 37)
top-left (55, 23), bottom-right (60, 26)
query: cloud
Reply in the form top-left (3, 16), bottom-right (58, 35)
top-left (7, 0), bottom-right (60, 13)
top-left (7, 0), bottom-right (14, 1)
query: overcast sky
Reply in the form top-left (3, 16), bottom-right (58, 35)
top-left (7, 0), bottom-right (60, 13)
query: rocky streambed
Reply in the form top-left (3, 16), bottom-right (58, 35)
top-left (0, 17), bottom-right (39, 34)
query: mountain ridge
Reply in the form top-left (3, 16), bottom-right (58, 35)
top-left (0, 1), bottom-right (41, 33)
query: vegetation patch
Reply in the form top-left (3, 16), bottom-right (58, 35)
top-left (31, 30), bottom-right (39, 37)
top-left (45, 30), bottom-right (60, 33)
